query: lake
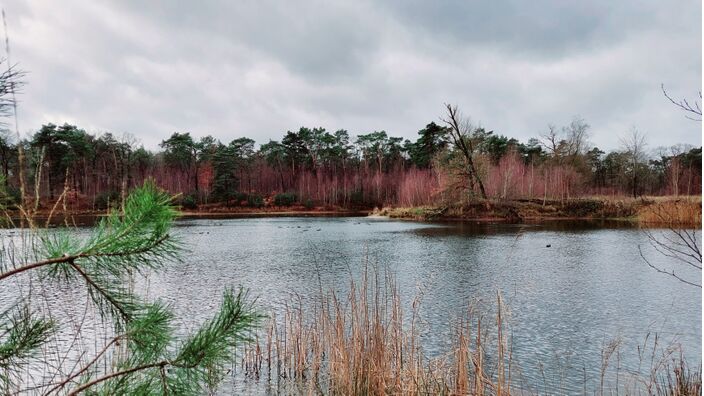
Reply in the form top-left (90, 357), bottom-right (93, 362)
top-left (1, 216), bottom-right (699, 394)
top-left (139, 216), bottom-right (701, 394)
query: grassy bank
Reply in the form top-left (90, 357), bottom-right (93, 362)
top-left (374, 196), bottom-right (702, 226)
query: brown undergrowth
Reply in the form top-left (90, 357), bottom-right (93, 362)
top-left (636, 197), bottom-right (702, 226)
top-left (376, 196), bottom-right (702, 226)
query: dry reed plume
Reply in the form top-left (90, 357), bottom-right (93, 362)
top-left (241, 266), bottom-right (512, 395)
top-left (240, 265), bottom-right (700, 395)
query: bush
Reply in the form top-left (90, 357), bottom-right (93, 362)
top-left (94, 191), bottom-right (120, 210)
top-left (180, 194), bottom-right (198, 210)
top-left (274, 192), bottom-right (297, 207)
top-left (211, 190), bottom-right (250, 206)
top-left (350, 190), bottom-right (365, 206)
top-left (233, 191), bottom-right (249, 203)
top-left (304, 198), bottom-right (314, 209)
top-left (247, 194), bottom-right (264, 208)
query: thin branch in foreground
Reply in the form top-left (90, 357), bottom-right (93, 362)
top-left (66, 361), bottom-right (170, 396)
top-left (639, 245), bottom-right (701, 288)
top-left (662, 84), bottom-right (702, 121)
top-left (43, 335), bottom-right (125, 395)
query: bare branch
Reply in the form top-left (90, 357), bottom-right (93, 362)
top-left (639, 245), bottom-right (701, 288)
top-left (44, 335), bottom-right (126, 395)
top-left (662, 84), bottom-right (702, 121)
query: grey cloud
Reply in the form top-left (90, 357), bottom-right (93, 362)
top-left (2, 0), bottom-right (701, 151)
top-left (381, 1), bottom-right (672, 59)
top-left (112, 1), bottom-right (382, 81)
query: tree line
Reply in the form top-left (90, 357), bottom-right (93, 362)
top-left (0, 111), bottom-right (699, 211)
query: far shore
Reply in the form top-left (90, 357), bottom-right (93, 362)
top-left (178, 209), bottom-right (369, 218)
top-left (373, 195), bottom-right (702, 227)
top-left (3, 195), bottom-right (700, 227)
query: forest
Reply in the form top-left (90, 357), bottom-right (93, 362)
top-left (0, 110), bottom-right (700, 212)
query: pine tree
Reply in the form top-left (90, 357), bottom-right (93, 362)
top-left (0, 182), bottom-right (261, 394)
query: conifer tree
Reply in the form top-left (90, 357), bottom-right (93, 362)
top-left (0, 182), bottom-right (261, 394)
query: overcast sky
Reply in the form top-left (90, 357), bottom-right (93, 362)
top-left (3, 0), bottom-right (702, 151)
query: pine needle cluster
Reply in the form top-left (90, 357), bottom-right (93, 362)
top-left (0, 181), bottom-right (261, 395)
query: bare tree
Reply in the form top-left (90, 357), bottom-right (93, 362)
top-left (639, 203), bottom-right (701, 288)
top-left (563, 117), bottom-right (590, 158)
top-left (620, 127), bottom-right (647, 198)
top-left (662, 84), bottom-right (702, 121)
top-left (540, 125), bottom-right (562, 161)
top-left (659, 144), bottom-right (693, 197)
top-left (539, 117), bottom-right (590, 165)
top-left (441, 103), bottom-right (487, 199)
top-left (640, 86), bottom-right (703, 288)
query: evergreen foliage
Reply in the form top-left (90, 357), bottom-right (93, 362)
top-left (0, 182), bottom-right (261, 394)
top-left (273, 192), bottom-right (297, 206)
top-left (405, 122), bottom-right (449, 169)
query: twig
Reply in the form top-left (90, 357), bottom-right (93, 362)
top-left (639, 245), bottom-right (701, 288)
top-left (43, 335), bottom-right (125, 395)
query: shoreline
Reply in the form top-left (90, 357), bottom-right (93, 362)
top-left (178, 209), bottom-right (369, 218)
top-left (4, 195), bottom-right (700, 226)
top-left (372, 196), bottom-right (702, 227)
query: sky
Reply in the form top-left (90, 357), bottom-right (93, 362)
top-left (2, 0), bottom-right (702, 152)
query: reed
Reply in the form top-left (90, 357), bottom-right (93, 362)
top-left (655, 355), bottom-right (702, 396)
top-left (637, 196), bottom-right (702, 226)
top-left (242, 266), bottom-right (512, 395)
top-left (241, 264), bottom-right (702, 395)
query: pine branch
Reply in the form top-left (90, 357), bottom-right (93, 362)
top-left (0, 234), bottom-right (173, 282)
top-left (45, 303), bottom-right (172, 395)
top-left (69, 262), bottom-right (131, 321)
top-left (0, 305), bottom-right (55, 388)
top-left (1, 182), bottom-right (260, 394)
top-left (43, 335), bottom-right (125, 395)
top-left (65, 290), bottom-right (261, 395)
top-left (66, 360), bottom-right (170, 396)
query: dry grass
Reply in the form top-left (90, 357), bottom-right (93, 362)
top-left (655, 355), bottom-right (702, 396)
top-left (242, 267), bottom-right (509, 395)
top-left (241, 268), bottom-right (701, 395)
top-left (637, 196), bottom-right (702, 226)
top-left (373, 206), bottom-right (447, 220)
top-left (375, 195), bottom-right (702, 225)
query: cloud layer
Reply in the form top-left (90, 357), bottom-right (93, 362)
top-left (4, 0), bottom-right (702, 151)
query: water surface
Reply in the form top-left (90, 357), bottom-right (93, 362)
top-left (144, 217), bottom-right (701, 394)
top-left (2, 216), bottom-right (698, 394)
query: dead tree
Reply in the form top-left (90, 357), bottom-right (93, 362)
top-left (441, 103), bottom-right (487, 199)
